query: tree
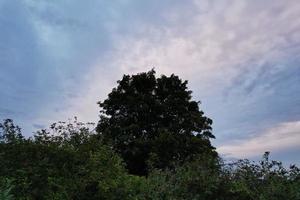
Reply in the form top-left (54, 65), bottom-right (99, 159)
top-left (141, 155), bottom-right (223, 200)
top-left (0, 118), bottom-right (145, 200)
top-left (0, 119), bottom-right (23, 144)
top-left (223, 152), bottom-right (300, 200)
top-left (96, 70), bottom-right (217, 175)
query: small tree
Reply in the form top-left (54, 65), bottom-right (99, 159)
top-left (0, 119), bottom-right (23, 144)
top-left (97, 70), bottom-right (217, 175)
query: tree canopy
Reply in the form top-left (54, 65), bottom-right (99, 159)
top-left (97, 70), bottom-right (217, 175)
top-left (1, 119), bottom-right (299, 199)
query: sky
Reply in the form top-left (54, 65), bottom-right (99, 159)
top-left (0, 0), bottom-right (299, 165)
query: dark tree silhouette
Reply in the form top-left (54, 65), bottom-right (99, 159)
top-left (96, 70), bottom-right (217, 175)
top-left (0, 119), bottom-right (23, 144)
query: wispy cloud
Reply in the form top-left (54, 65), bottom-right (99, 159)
top-left (217, 120), bottom-right (300, 158)
top-left (0, 0), bottom-right (299, 163)
top-left (66, 0), bottom-right (300, 139)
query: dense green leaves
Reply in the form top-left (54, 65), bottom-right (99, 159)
top-left (0, 119), bottom-right (145, 200)
top-left (1, 119), bottom-right (299, 200)
top-left (139, 153), bottom-right (300, 200)
top-left (97, 70), bottom-right (216, 175)
top-left (222, 152), bottom-right (300, 200)
top-left (0, 179), bottom-right (14, 200)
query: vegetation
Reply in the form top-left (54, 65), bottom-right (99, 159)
top-left (0, 179), bottom-right (14, 200)
top-left (97, 70), bottom-right (216, 175)
top-left (0, 70), bottom-right (299, 199)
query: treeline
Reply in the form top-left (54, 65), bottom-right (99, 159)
top-left (0, 119), bottom-right (299, 199)
top-left (1, 70), bottom-right (299, 199)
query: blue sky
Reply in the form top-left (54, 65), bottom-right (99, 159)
top-left (0, 0), bottom-right (299, 164)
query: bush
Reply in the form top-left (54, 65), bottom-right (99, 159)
top-left (0, 178), bottom-right (14, 200)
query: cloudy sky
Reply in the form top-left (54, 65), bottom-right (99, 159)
top-left (1, 0), bottom-right (299, 164)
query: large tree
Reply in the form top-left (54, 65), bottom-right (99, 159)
top-left (97, 70), bottom-right (217, 175)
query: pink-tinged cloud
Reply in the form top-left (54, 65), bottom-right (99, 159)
top-left (218, 121), bottom-right (300, 158)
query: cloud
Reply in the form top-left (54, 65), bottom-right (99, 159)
top-left (0, 0), bottom-right (198, 131)
top-left (63, 0), bottom-right (300, 138)
top-left (217, 120), bottom-right (300, 158)
top-left (32, 123), bottom-right (45, 130)
top-left (0, 0), bottom-right (46, 121)
top-left (0, 0), bottom-right (299, 165)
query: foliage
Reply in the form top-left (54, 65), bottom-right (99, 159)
top-left (0, 71), bottom-right (299, 199)
top-left (0, 119), bottom-right (299, 200)
top-left (0, 178), bottom-right (14, 200)
top-left (0, 118), bottom-right (144, 200)
top-left (138, 153), bottom-right (300, 200)
top-left (140, 156), bottom-right (223, 200)
top-left (97, 69), bottom-right (217, 175)
top-left (222, 152), bottom-right (300, 200)
top-left (0, 119), bottom-right (23, 144)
